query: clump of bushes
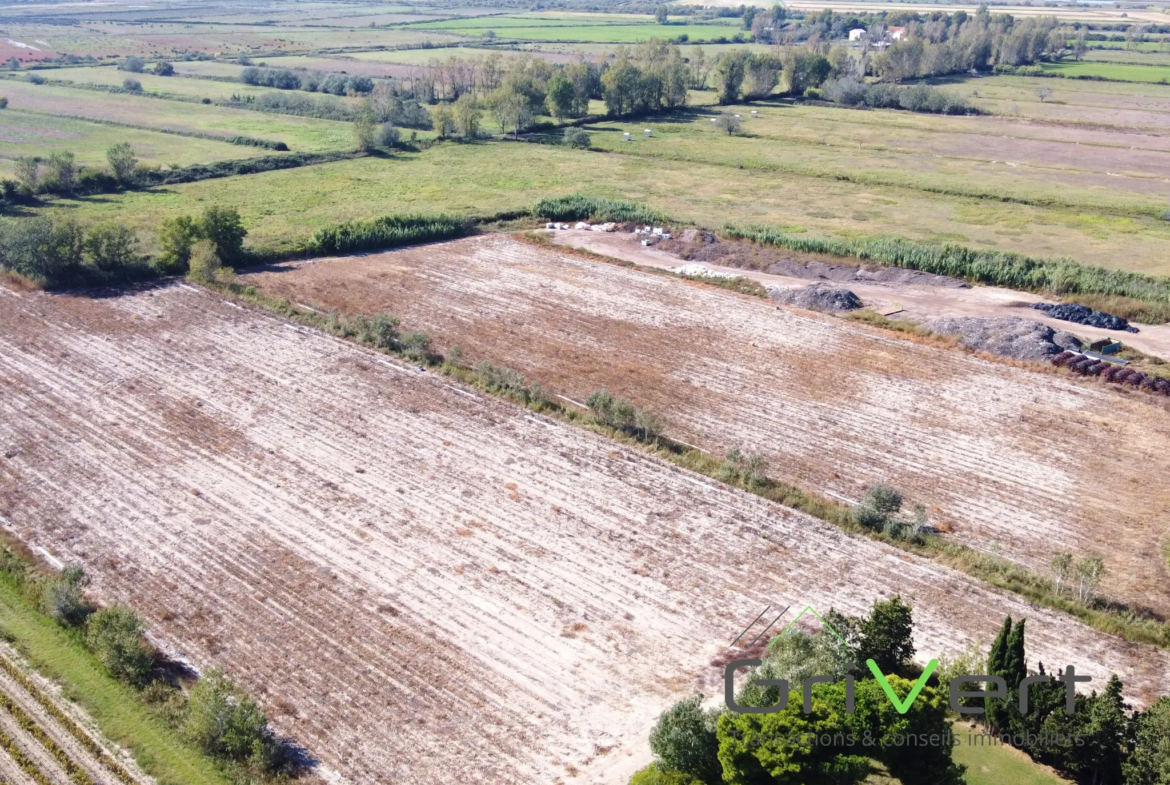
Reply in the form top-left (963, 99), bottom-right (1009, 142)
top-left (717, 447), bottom-right (768, 490)
top-left (563, 127), bottom-right (591, 149)
top-left (475, 362), bottom-right (547, 405)
top-left (309, 213), bottom-right (472, 256)
top-left (586, 389), bottom-right (664, 441)
top-left (819, 77), bottom-right (973, 115)
top-left (158, 205), bottom-right (247, 276)
top-left (0, 215), bottom-right (150, 287)
top-left (122, 77), bottom-right (143, 92)
top-left (533, 194), bottom-right (665, 225)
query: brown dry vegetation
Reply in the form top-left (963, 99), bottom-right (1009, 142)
top-left (240, 235), bottom-right (1170, 617)
top-left (1, 282), bottom-right (1168, 783)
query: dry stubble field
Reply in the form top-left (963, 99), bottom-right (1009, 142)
top-left (1, 282), bottom-right (1168, 783)
top-left (241, 235), bottom-right (1170, 617)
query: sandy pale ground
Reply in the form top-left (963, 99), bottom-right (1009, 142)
top-left (2, 282), bottom-right (1169, 784)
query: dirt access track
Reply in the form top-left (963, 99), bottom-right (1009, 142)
top-left (552, 229), bottom-right (1170, 362)
top-left (1, 283), bottom-right (1168, 784)
top-left (241, 234), bottom-right (1170, 618)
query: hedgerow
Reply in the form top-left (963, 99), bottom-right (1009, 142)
top-left (532, 194), bottom-right (666, 225)
top-left (725, 224), bottom-right (1170, 322)
top-left (309, 213), bottom-right (473, 256)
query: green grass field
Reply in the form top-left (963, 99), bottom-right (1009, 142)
top-left (951, 723), bottom-right (1071, 785)
top-left (1041, 60), bottom-right (1170, 84)
top-left (580, 105), bottom-right (1168, 218)
top-left (0, 108), bottom-right (282, 175)
top-left (29, 65), bottom-right (342, 103)
top-left (44, 140), bottom-right (1170, 276)
top-left (0, 79), bottom-right (356, 151)
top-left (1082, 48), bottom-right (1170, 66)
top-left (403, 22), bottom-right (747, 42)
top-left (0, 576), bottom-right (231, 785)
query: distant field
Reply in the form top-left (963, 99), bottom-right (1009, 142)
top-left (0, 108), bottom-right (280, 176)
top-left (403, 22), bottom-right (747, 42)
top-left (1082, 49), bottom-right (1170, 66)
top-left (941, 74), bottom-right (1170, 129)
top-left (1041, 60), bottom-right (1170, 84)
top-left (581, 101), bottom-right (1170, 217)
top-left (25, 66), bottom-right (344, 103)
top-left (48, 141), bottom-right (1170, 275)
top-left (951, 723), bottom-right (1071, 785)
top-left (0, 80), bottom-right (355, 151)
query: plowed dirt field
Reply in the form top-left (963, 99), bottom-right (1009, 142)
top-left (1, 282), bottom-right (1167, 784)
top-left (241, 234), bottom-right (1170, 618)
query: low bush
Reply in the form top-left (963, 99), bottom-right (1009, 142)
top-left (39, 566), bottom-right (92, 626)
top-left (474, 362), bottom-right (546, 405)
top-left (85, 606), bottom-right (155, 686)
top-left (184, 668), bottom-right (278, 769)
top-left (564, 127), bottom-right (591, 149)
top-left (586, 389), bottom-right (664, 441)
top-left (309, 213), bottom-right (472, 256)
top-left (122, 77), bottom-right (142, 92)
top-left (26, 72), bottom-right (45, 85)
top-left (533, 194), bottom-right (665, 225)
top-left (819, 77), bottom-right (972, 114)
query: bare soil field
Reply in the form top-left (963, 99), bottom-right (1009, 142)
top-left (241, 235), bottom-right (1170, 617)
top-left (1, 282), bottom-right (1168, 783)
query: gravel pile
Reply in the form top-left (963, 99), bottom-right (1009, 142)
top-left (770, 283), bottom-right (863, 312)
top-left (920, 316), bottom-right (1083, 360)
top-left (1030, 302), bottom-right (1138, 333)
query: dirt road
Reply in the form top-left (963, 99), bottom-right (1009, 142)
top-left (550, 229), bottom-right (1170, 362)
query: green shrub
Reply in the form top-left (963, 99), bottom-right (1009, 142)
top-left (628, 763), bottom-right (704, 785)
top-left (564, 127), bottom-right (591, 149)
top-left (586, 389), bottom-right (665, 441)
top-left (153, 61), bottom-right (174, 76)
top-left (648, 696), bottom-right (721, 783)
top-left (83, 222), bottom-right (140, 271)
top-left (186, 239), bottom-right (225, 282)
top-left (85, 606), bottom-right (154, 686)
top-left (0, 98), bottom-right (7, 109)
top-left (309, 213), bottom-right (472, 256)
top-left (350, 313), bottom-right (400, 350)
top-left (39, 566), bottom-right (91, 626)
top-left (25, 72), bottom-right (44, 85)
top-left (184, 668), bottom-right (274, 765)
top-left (0, 216), bottom-right (84, 284)
top-left (155, 215), bottom-right (199, 274)
top-left (532, 194), bottom-right (666, 225)
top-left (122, 77), bottom-right (143, 92)
top-left (400, 330), bottom-right (432, 362)
top-left (199, 205), bottom-right (247, 265)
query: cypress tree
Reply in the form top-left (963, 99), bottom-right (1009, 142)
top-left (1004, 619), bottom-right (1029, 737)
top-left (985, 616), bottom-right (1013, 733)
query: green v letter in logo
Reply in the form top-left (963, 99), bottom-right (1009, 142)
top-left (866, 659), bottom-right (939, 714)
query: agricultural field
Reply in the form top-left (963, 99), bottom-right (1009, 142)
top-left (0, 640), bottom-right (154, 785)
top-left (1041, 60), bottom-right (1170, 84)
top-left (0, 108), bottom-right (282, 177)
top-left (581, 101), bottom-right (1170, 218)
top-left (400, 22), bottom-right (747, 43)
top-left (238, 234), bottom-right (1170, 616)
top-left (0, 282), bottom-right (1166, 784)
top-left (1082, 48), bottom-right (1170, 66)
top-left (48, 127), bottom-right (1170, 277)
top-left (0, 80), bottom-right (355, 151)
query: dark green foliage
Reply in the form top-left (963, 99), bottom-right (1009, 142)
top-left (184, 667), bottom-right (278, 770)
top-left (42, 150), bottom-right (77, 194)
top-left (199, 205), bottom-right (247, 265)
top-left (474, 362), bottom-right (547, 405)
top-left (856, 596), bottom-right (915, 674)
top-left (820, 78), bottom-right (974, 114)
top-left (586, 389), bottom-right (665, 441)
top-left (119, 56), bottom-right (144, 73)
top-left (0, 216), bottom-right (84, 283)
top-left (985, 616), bottom-right (1014, 732)
top-left (532, 194), bottom-right (665, 225)
top-left (106, 142), bottom-right (138, 184)
top-left (39, 566), bottom-right (92, 627)
top-left (156, 215), bottom-right (200, 274)
top-left (1124, 697), bottom-right (1170, 785)
top-left (648, 696), bottom-right (721, 783)
top-left (85, 606), bottom-right (154, 687)
top-left (122, 77), bottom-right (142, 92)
top-left (400, 330), bottom-right (432, 362)
top-left (349, 314), bottom-right (400, 350)
top-left (249, 90), bottom-right (356, 121)
top-left (83, 222), bottom-right (140, 271)
top-left (310, 213), bottom-right (471, 256)
top-left (26, 72), bottom-right (45, 85)
top-left (226, 136), bottom-right (288, 150)
top-left (134, 152), bottom-right (348, 188)
top-left (724, 224), bottom-right (1170, 318)
top-left (851, 484), bottom-right (904, 533)
top-left (153, 60), bottom-right (174, 76)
